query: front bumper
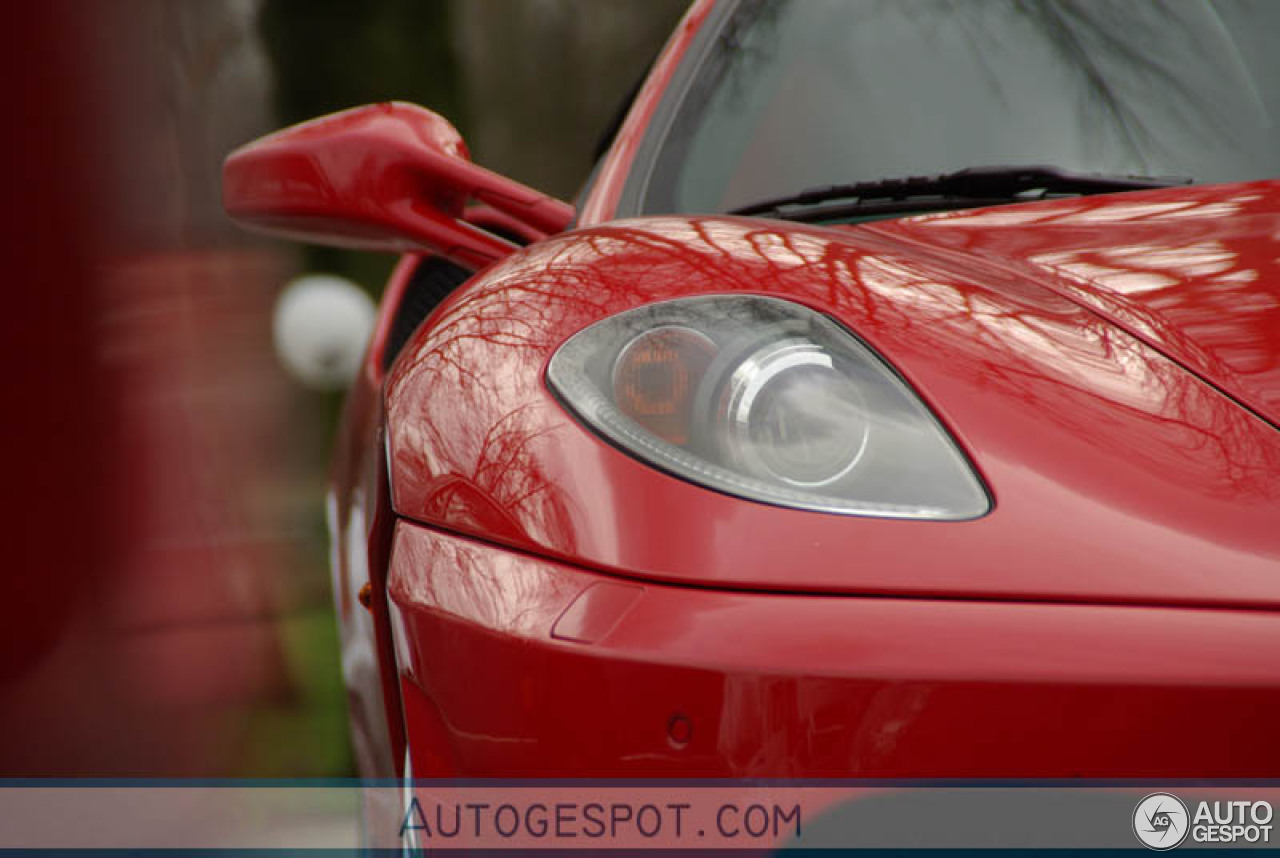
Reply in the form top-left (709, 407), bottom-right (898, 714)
top-left (387, 519), bottom-right (1280, 777)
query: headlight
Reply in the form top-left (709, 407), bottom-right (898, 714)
top-left (547, 295), bottom-right (989, 520)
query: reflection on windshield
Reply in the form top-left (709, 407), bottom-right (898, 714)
top-left (638, 0), bottom-right (1280, 215)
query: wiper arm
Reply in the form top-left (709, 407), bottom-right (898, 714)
top-left (727, 165), bottom-right (1192, 220)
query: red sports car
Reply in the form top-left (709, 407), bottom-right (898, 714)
top-left (224, 0), bottom-right (1280, 799)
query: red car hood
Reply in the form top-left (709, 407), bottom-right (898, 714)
top-left (867, 180), bottom-right (1280, 427)
top-left (389, 183), bottom-right (1280, 609)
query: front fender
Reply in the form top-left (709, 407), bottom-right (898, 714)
top-left (384, 215), bottom-right (1280, 606)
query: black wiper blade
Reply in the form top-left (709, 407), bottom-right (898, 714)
top-left (727, 165), bottom-right (1192, 220)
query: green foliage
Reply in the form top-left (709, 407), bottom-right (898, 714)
top-left (240, 609), bottom-right (354, 777)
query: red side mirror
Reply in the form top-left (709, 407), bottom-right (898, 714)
top-left (222, 102), bottom-right (574, 269)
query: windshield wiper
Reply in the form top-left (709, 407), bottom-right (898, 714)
top-left (727, 165), bottom-right (1192, 221)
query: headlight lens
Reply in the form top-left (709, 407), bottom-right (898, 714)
top-left (547, 295), bottom-right (989, 520)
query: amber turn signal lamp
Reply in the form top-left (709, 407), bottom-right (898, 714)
top-left (611, 326), bottom-right (716, 445)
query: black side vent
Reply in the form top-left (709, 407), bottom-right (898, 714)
top-left (382, 258), bottom-right (472, 372)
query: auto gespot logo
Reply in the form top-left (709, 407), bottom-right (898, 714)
top-left (1133, 793), bottom-right (1274, 849)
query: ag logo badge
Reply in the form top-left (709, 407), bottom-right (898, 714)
top-left (1134, 793), bottom-right (1190, 850)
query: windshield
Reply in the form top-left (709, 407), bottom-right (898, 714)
top-left (631, 0), bottom-right (1280, 216)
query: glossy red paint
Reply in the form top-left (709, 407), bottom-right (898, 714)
top-left (389, 520), bottom-right (1280, 776)
top-left (386, 183), bottom-right (1280, 609)
top-left (328, 342), bottom-right (404, 777)
top-left (328, 251), bottom-right (437, 779)
top-left (870, 180), bottom-right (1280, 424)
top-left (223, 102), bottom-right (572, 269)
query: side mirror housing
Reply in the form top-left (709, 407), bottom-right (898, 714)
top-left (223, 102), bottom-right (574, 268)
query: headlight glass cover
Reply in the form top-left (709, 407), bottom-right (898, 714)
top-left (547, 295), bottom-right (989, 520)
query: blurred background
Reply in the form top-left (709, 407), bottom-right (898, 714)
top-left (0, 0), bottom-right (684, 777)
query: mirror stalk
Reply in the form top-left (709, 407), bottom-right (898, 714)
top-left (223, 102), bottom-right (573, 268)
